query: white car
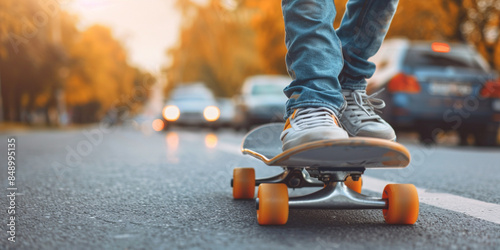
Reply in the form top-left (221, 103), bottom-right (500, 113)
top-left (233, 75), bottom-right (290, 131)
top-left (161, 83), bottom-right (221, 130)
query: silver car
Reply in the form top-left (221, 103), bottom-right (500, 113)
top-left (233, 75), bottom-right (290, 131)
top-left (161, 83), bottom-right (221, 130)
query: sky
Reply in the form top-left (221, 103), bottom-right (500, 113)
top-left (63, 0), bottom-right (186, 73)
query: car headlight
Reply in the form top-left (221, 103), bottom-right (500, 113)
top-left (203, 106), bottom-right (220, 122)
top-left (163, 105), bottom-right (180, 121)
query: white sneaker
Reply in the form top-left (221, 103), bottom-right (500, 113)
top-left (340, 89), bottom-right (396, 141)
top-left (281, 107), bottom-right (349, 151)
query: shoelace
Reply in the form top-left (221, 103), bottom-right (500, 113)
top-left (293, 107), bottom-right (337, 129)
top-left (346, 89), bottom-right (386, 121)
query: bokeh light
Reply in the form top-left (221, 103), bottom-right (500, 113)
top-left (152, 119), bottom-right (164, 132)
top-left (166, 132), bottom-right (179, 151)
top-left (205, 133), bottom-right (218, 149)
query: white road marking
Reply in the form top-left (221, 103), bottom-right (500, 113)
top-left (361, 176), bottom-right (500, 225)
top-left (217, 141), bottom-right (267, 166)
top-left (217, 142), bottom-right (241, 155)
top-left (218, 142), bottom-right (500, 225)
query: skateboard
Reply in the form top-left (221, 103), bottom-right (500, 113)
top-left (231, 123), bottom-right (419, 225)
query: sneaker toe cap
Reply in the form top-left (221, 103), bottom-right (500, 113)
top-left (357, 123), bottom-right (396, 141)
top-left (282, 127), bottom-right (348, 150)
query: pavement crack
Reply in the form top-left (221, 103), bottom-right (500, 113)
top-left (129, 221), bottom-right (175, 230)
top-left (94, 216), bottom-right (119, 224)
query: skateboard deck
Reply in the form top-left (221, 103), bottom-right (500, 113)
top-left (242, 123), bottom-right (410, 169)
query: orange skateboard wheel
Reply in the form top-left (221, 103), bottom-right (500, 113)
top-left (382, 184), bottom-right (419, 224)
top-left (232, 168), bottom-right (255, 199)
top-left (257, 184), bottom-right (289, 225)
top-left (345, 176), bottom-right (363, 193)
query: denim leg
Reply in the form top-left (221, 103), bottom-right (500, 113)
top-left (282, 0), bottom-right (345, 119)
top-left (337, 0), bottom-right (399, 90)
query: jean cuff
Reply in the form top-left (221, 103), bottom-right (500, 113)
top-left (341, 80), bottom-right (367, 91)
top-left (285, 101), bottom-right (343, 119)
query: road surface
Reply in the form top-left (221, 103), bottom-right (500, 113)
top-left (0, 124), bottom-right (499, 249)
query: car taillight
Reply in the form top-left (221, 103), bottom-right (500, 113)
top-left (388, 73), bottom-right (421, 94)
top-left (480, 79), bottom-right (500, 98)
top-left (431, 42), bottom-right (451, 53)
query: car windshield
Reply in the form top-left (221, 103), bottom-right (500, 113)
top-left (251, 84), bottom-right (284, 96)
top-left (404, 46), bottom-right (487, 72)
top-left (172, 95), bottom-right (211, 102)
top-left (170, 84), bottom-right (214, 102)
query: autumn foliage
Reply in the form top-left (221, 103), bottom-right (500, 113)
top-left (0, 0), bottom-right (153, 124)
top-left (1, 0), bottom-right (499, 125)
top-left (166, 0), bottom-right (500, 97)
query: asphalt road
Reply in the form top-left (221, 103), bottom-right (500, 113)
top-left (1, 124), bottom-right (499, 249)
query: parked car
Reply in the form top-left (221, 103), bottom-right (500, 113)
top-left (367, 39), bottom-right (500, 146)
top-left (233, 75), bottom-right (291, 131)
top-left (216, 97), bottom-right (236, 128)
top-left (160, 83), bottom-right (221, 130)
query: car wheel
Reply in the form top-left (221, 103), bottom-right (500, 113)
top-left (473, 124), bottom-right (499, 147)
top-left (210, 124), bottom-right (220, 131)
top-left (243, 123), bottom-right (252, 132)
top-left (457, 129), bottom-right (471, 146)
top-left (418, 127), bottom-right (436, 145)
top-left (238, 115), bottom-right (252, 132)
top-left (233, 122), bottom-right (245, 132)
top-left (162, 122), bottom-right (170, 131)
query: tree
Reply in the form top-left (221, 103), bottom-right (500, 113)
top-left (244, 1), bottom-right (287, 75)
top-left (166, 0), bottom-right (500, 100)
top-left (0, 0), bottom-right (67, 123)
top-left (0, 1), bottom-right (148, 124)
top-left (166, 0), bottom-right (261, 98)
top-left (65, 25), bottom-right (136, 122)
top-left (166, 0), bottom-right (353, 98)
top-left (461, 0), bottom-right (500, 69)
top-left (389, 0), bottom-right (500, 70)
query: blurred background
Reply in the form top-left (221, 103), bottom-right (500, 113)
top-left (1, 0), bottom-right (499, 146)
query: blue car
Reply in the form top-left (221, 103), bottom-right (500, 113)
top-left (367, 39), bottom-right (500, 146)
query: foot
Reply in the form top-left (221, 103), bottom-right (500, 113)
top-left (281, 107), bottom-right (349, 151)
top-left (340, 89), bottom-right (396, 141)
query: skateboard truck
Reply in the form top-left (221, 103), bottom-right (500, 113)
top-left (231, 167), bottom-right (365, 189)
top-left (255, 168), bottom-right (385, 210)
top-left (252, 167), bottom-right (365, 189)
top-left (287, 181), bottom-right (386, 210)
top-left (255, 182), bottom-right (386, 210)
top-left (255, 168), bottom-right (323, 188)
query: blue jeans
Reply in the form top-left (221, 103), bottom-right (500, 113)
top-left (282, 0), bottom-right (399, 118)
